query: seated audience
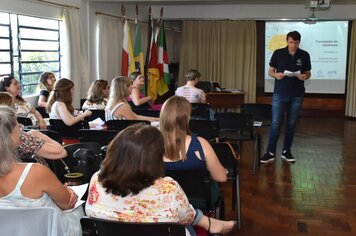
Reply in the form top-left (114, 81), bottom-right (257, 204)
top-left (82, 79), bottom-right (109, 110)
top-left (0, 106), bottom-right (83, 236)
top-left (0, 92), bottom-right (66, 166)
top-left (105, 76), bottom-right (158, 122)
top-left (86, 124), bottom-right (235, 235)
top-left (0, 75), bottom-right (46, 129)
top-left (160, 96), bottom-right (226, 204)
top-left (37, 71), bottom-right (56, 108)
top-left (128, 72), bottom-right (152, 106)
top-left (47, 78), bottom-right (92, 126)
top-left (175, 69), bottom-right (207, 104)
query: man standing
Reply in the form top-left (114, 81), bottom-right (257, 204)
top-left (261, 31), bottom-right (311, 164)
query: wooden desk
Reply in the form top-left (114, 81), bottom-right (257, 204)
top-left (206, 92), bottom-right (246, 109)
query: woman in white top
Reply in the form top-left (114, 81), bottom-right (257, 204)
top-left (105, 76), bottom-right (158, 122)
top-left (47, 78), bottom-right (91, 126)
top-left (0, 106), bottom-right (83, 236)
top-left (0, 75), bottom-right (46, 129)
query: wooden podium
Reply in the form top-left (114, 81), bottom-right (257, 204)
top-left (206, 92), bottom-right (246, 110)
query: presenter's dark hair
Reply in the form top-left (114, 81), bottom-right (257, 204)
top-left (286, 31), bottom-right (301, 41)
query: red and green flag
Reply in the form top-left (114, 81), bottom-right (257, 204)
top-left (158, 20), bottom-right (170, 85)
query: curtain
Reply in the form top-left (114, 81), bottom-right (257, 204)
top-left (346, 21), bottom-right (356, 117)
top-left (179, 21), bottom-right (256, 103)
top-left (63, 8), bottom-right (89, 108)
top-left (96, 15), bottom-right (123, 83)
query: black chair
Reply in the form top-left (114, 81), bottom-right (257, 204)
top-left (128, 100), bottom-right (150, 110)
top-left (240, 103), bottom-right (272, 126)
top-left (80, 217), bottom-right (186, 236)
top-left (106, 120), bottom-right (150, 131)
top-left (49, 119), bottom-right (89, 139)
top-left (215, 112), bottom-right (260, 175)
top-left (133, 109), bottom-right (160, 118)
top-left (85, 109), bottom-right (106, 122)
top-left (79, 129), bottom-right (120, 146)
top-left (53, 142), bottom-right (102, 183)
top-left (36, 106), bottom-right (49, 118)
top-left (39, 130), bottom-right (62, 144)
top-left (100, 145), bottom-right (108, 160)
top-left (189, 119), bottom-right (219, 142)
top-left (211, 142), bottom-right (241, 229)
top-left (17, 116), bottom-right (33, 127)
top-left (165, 170), bottom-right (225, 220)
top-left (196, 80), bottom-right (213, 93)
top-left (80, 99), bottom-right (87, 109)
top-left (191, 103), bottom-right (212, 120)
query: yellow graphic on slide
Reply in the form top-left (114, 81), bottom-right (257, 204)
top-left (268, 34), bottom-right (287, 52)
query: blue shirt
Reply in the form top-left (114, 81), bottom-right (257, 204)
top-left (164, 135), bottom-right (207, 171)
top-left (269, 46), bottom-right (311, 97)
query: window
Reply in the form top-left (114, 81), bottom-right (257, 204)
top-left (0, 12), bottom-right (62, 96)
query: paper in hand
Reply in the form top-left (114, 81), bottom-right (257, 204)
top-left (283, 70), bottom-right (301, 77)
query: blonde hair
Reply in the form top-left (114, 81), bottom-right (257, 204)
top-left (0, 106), bottom-right (18, 176)
top-left (159, 96), bottom-right (192, 161)
top-left (106, 76), bottom-right (131, 110)
top-left (46, 78), bottom-right (74, 113)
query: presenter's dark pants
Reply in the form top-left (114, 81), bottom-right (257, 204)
top-left (266, 94), bottom-right (304, 154)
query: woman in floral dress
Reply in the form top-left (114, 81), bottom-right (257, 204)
top-left (85, 124), bottom-right (235, 235)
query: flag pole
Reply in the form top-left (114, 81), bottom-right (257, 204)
top-left (144, 6), bottom-right (152, 96)
top-left (121, 4), bottom-right (126, 17)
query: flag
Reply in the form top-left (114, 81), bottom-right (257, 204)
top-left (146, 27), bottom-right (160, 100)
top-left (158, 20), bottom-right (170, 85)
top-left (121, 19), bottom-right (135, 76)
top-left (134, 23), bottom-right (144, 74)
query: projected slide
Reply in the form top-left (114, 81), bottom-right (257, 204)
top-left (265, 21), bottom-right (349, 94)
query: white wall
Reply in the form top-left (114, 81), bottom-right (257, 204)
top-left (0, 0), bottom-right (62, 19)
top-left (2, 0), bottom-right (356, 95)
top-left (150, 4), bottom-right (356, 20)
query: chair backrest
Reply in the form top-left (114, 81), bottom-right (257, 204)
top-left (106, 119), bottom-right (151, 131)
top-left (36, 106), bottom-right (49, 118)
top-left (127, 100), bottom-right (150, 110)
top-left (49, 119), bottom-right (89, 138)
top-left (80, 217), bottom-right (186, 236)
top-left (0, 207), bottom-right (65, 236)
top-left (17, 116), bottom-right (33, 127)
top-left (210, 142), bottom-right (241, 227)
top-left (240, 103), bottom-right (272, 124)
top-left (165, 169), bottom-right (212, 211)
top-left (189, 119), bottom-right (218, 141)
top-left (64, 142), bottom-right (102, 158)
top-left (79, 129), bottom-right (120, 146)
top-left (191, 103), bottom-right (211, 120)
top-left (196, 80), bottom-right (212, 93)
top-left (210, 142), bottom-right (239, 180)
top-left (133, 109), bottom-right (160, 118)
top-left (215, 112), bottom-right (254, 135)
top-left (85, 109), bottom-right (106, 122)
top-left (52, 142), bottom-right (102, 183)
top-left (40, 130), bottom-right (62, 144)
